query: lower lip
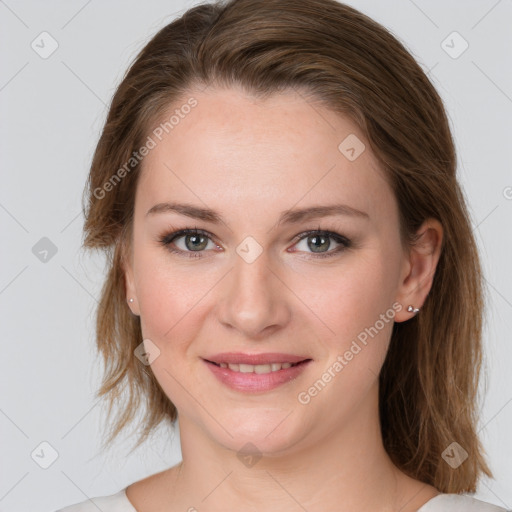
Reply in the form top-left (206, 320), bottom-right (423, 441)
top-left (203, 359), bottom-right (312, 393)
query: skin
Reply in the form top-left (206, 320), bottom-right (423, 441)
top-left (123, 84), bottom-right (443, 512)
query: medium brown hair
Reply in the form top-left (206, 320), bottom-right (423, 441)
top-left (82, 0), bottom-right (492, 492)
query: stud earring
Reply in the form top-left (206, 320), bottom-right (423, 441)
top-left (407, 305), bottom-right (420, 314)
top-left (129, 298), bottom-right (134, 303)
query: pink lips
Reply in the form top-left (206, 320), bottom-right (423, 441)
top-left (202, 352), bottom-right (312, 393)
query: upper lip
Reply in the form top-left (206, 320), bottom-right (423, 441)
top-left (204, 352), bottom-right (311, 365)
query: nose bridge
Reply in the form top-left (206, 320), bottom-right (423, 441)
top-left (234, 242), bottom-right (272, 298)
top-left (217, 239), bottom-right (289, 337)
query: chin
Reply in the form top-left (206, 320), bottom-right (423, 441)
top-left (210, 409), bottom-right (305, 457)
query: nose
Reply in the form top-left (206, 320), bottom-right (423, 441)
top-left (215, 246), bottom-right (292, 340)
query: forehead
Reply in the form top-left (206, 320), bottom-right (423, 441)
top-left (136, 85), bottom-right (394, 222)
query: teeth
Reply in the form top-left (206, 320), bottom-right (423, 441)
top-left (219, 362), bottom-right (296, 373)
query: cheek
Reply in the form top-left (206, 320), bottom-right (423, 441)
top-left (134, 248), bottom-right (221, 345)
top-left (305, 255), bottom-right (400, 392)
top-left (297, 255), bottom-right (398, 414)
top-left (134, 246), bottom-right (182, 338)
top-left (137, 268), bottom-right (199, 341)
top-left (305, 253), bottom-right (397, 339)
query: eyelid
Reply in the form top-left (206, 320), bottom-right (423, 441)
top-left (160, 228), bottom-right (221, 253)
top-left (289, 229), bottom-right (350, 245)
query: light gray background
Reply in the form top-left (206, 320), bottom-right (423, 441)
top-left (1, 1), bottom-right (511, 511)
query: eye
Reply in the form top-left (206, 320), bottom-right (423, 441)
top-left (158, 227), bottom-right (352, 259)
top-left (158, 228), bottom-right (219, 258)
top-left (290, 230), bottom-right (351, 259)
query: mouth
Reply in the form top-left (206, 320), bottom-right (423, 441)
top-left (204, 359), bottom-right (311, 374)
top-left (202, 355), bottom-right (313, 393)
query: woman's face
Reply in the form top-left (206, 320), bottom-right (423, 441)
top-left (124, 85), bottom-right (414, 455)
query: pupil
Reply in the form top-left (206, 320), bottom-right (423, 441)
top-left (309, 234), bottom-right (329, 253)
top-left (186, 234), bottom-right (207, 251)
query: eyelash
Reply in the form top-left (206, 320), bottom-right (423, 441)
top-left (157, 227), bottom-right (352, 260)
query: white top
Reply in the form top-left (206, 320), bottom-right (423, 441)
top-left (55, 488), bottom-right (511, 512)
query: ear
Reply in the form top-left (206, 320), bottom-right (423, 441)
top-left (394, 218), bottom-right (443, 322)
top-left (120, 238), bottom-right (140, 316)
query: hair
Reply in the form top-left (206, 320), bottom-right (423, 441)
top-left (81, 0), bottom-right (492, 493)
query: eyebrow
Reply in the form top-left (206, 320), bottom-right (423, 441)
top-left (146, 202), bottom-right (370, 224)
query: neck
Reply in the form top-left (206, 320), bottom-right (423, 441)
top-left (164, 383), bottom-right (436, 512)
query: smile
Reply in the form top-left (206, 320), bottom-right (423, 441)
top-left (203, 358), bottom-right (312, 393)
top-left (208, 361), bottom-right (304, 374)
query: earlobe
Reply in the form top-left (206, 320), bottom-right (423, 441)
top-left (125, 270), bottom-right (140, 316)
top-left (121, 242), bottom-right (140, 316)
top-left (394, 218), bottom-right (443, 323)
top-left (127, 297), bottom-right (139, 316)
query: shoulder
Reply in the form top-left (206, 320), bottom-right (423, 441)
top-left (54, 488), bottom-right (136, 512)
top-left (419, 493), bottom-right (511, 512)
top-left (55, 467), bottom-right (175, 511)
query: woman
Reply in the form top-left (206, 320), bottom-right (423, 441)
top-left (56, 0), bottom-right (510, 510)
